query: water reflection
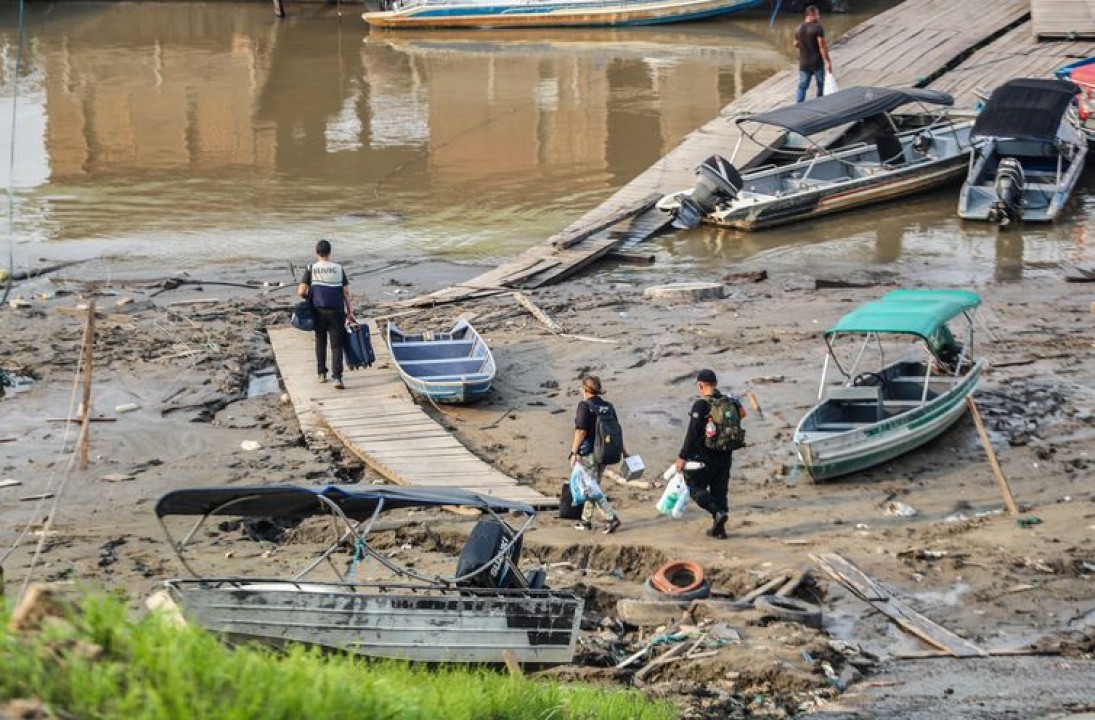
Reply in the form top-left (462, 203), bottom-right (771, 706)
top-left (0, 1), bottom-right (1092, 282)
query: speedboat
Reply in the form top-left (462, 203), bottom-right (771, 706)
top-left (656, 86), bottom-right (977, 230)
top-left (362, 0), bottom-right (761, 30)
top-left (793, 289), bottom-right (984, 482)
top-left (957, 78), bottom-right (1086, 226)
top-left (153, 484), bottom-right (583, 665)
top-left (1055, 57), bottom-right (1095, 143)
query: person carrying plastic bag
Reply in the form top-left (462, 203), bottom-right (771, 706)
top-left (567, 375), bottom-right (625, 534)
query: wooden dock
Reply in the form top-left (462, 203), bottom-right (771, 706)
top-left (268, 325), bottom-right (552, 508)
top-left (399, 0), bottom-right (1029, 308)
top-left (1032, 0), bottom-right (1095, 40)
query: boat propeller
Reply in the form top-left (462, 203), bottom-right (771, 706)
top-left (988, 156), bottom-right (1025, 228)
top-left (672, 155), bottom-right (743, 229)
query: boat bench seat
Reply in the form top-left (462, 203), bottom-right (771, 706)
top-left (826, 385), bottom-right (883, 421)
top-left (392, 340), bottom-right (476, 360)
top-left (814, 422), bottom-right (861, 431)
top-left (399, 359), bottom-right (488, 377)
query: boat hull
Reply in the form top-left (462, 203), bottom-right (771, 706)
top-left (362, 0), bottom-right (761, 29)
top-left (388, 319), bottom-right (496, 404)
top-left (957, 143), bottom-right (1088, 224)
top-left (794, 362), bottom-right (982, 481)
top-left (711, 153), bottom-right (969, 230)
top-left (166, 580), bottom-right (583, 665)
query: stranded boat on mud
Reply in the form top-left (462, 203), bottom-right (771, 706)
top-left (793, 290), bottom-right (984, 481)
top-left (154, 484), bottom-right (582, 665)
top-left (387, 319), bottom-right (496, 403)
top-left (656, 86), bottom-right (977, 230)
top-left (361, 0), bottom-right (761, 30)
top-left (957, 78), bottom-right (1087, 226)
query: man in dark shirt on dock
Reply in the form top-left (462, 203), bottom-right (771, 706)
top-left (794, 4), bottom-right (833, 103)
top-left (298, 239), bottom-right (355, 390)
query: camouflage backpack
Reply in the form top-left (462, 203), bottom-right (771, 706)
top-left (703, 393), bottom-right (745, 451)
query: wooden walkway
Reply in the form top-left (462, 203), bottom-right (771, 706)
top-left (268, 325), bottom-right (552, 508)
top-left (399, 0), bottom-right (1029, 308)
top-left (1032, 0), bottom-right (1095, 39)
top-left (929, 23), bottom-right (1095, 106)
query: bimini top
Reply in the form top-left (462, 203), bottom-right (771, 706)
top-left (737, 86), bottom-right (954, 137)
top-left (155, 484), bottom-right (534, 520)
top-left (972, 78), bottom-right (1080, 142)
top-left (825, 289), bottom-right (981, 340)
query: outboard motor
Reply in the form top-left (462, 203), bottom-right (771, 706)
top-left (988, 157), bottom-right (1025, 227)
top-left (672, 155), bottom-right (743, 230)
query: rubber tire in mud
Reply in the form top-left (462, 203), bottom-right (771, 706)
top-left (643, 577), bottom-right (711, 602)
top-left (649, 560), bottom-right (706, 595)
top-left (753, 595), bottom-right (823, 629)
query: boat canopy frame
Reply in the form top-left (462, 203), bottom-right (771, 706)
top-left (817, 290), bottom-right (981, 399)
top-left (156, 484), bottom-right (536, 590)
top-left (727, 86), bottom-right (959, 167)
top-left (971, 78), bottom-right (1081, 143)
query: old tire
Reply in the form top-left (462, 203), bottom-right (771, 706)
top-left (753, 595), bottom-right (823, 629)
top-left (644, 577), bottom-right (711, 602)
top-left (650, 561), bottom-right (706, 595)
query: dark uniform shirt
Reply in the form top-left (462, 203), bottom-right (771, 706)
top-left (678, 390), bottom-right (740, 462)
top-left (574, 396), bottom-right (611, 457)
top-left (796, 21), bottom-right (825, 72)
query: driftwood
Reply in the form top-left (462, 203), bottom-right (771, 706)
top-left (513, 291), bottom-right (564, 333)
top-left (7, 258), bottom-right (96, 283)
top-left (149, 277), bottom-right (259, 297)
top-left (776, 565), bottom-right (812, 597)
top-left (813, 552), bottom-right (986, 657)
top-left (606, 250), bottom-right (656, 265)
top-left (722, 269), bottom-right (768, 284)
top-left (967, 397), bottom-right (1019, 516)
top-left (738, 574), bottom-right (789, 604)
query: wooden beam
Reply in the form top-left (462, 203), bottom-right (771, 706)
top-left (966, 397), bottom-right (1019, 516)
top-left (550, 193), bottom-right (661, 250)
top-left (813, 552), bottom-right (986, 657)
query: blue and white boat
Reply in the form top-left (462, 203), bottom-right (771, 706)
top-left (958, 78), bottom-right (1087, 225)
top-left (387, 319), bottom-right (496, 403)
top-left (362, 0), bottom-right (762, 30)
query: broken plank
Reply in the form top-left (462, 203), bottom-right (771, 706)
top-left (813, 552), bottom-right (986, 658)
top-left (513, 291), bottom-right (564, 334)
top-left (550, 192), bottom-right (661, 250)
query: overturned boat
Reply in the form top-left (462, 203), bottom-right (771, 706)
top-left (957, 78), bottom-right (1086, 226)
top-left (656, 86), bottom-right (977, 230)
top-left (154, 484), bottom-right (582, 665)
top-left (794, 289), bottom-right (984, 482)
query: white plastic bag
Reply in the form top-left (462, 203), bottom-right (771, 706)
top-left (656, 471), bottom-right (690, 518)
top-left (824, 73), bottom-right (839, 96)
top-left (569, 464), bottom-right (603, 504)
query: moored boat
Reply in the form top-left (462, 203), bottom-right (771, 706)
top-left (362, 0), bottom-right (762, 30)
top-left (793, 289), bottom-right (984, 482)
top-left (387, 319), bottom-right (496, 403)
top-left (154, 484), bottom-right (583, 666)
top-left (656, 86), bottom-right (977, 231)
top-left (1055, 57), bottom-right (1095, 143)
top-left (958, 78), bottom-right (1087, 225)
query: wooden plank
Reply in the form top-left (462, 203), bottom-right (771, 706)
top-left (550, 192), bottom-right (661, 250)
top-left (813, 552), bottom-right (986, 658)
top-left (1032, 0), bottom-right (1095, 39)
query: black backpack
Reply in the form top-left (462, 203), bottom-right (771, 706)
top-left (587, 401), bottom-right (624, 466)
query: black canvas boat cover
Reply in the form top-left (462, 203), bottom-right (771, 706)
top-left (737, 86), bottom-right (954, 136)
top-left (972, 78), bottom-right (1080, 141)
top-left (156, 484), bottom-right (534, 519)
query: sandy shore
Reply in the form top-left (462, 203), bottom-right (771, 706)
top-left (2, 254), bottom-right (1094, 717)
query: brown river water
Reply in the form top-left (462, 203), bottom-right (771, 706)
top-left (1, 1), bottom-right (1093, 283)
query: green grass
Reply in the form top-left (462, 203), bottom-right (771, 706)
top-left (0, 593), bottom-right (676, 720)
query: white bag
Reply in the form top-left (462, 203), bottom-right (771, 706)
top-left (824, 73), bottom-right (839, 95)
top-left (656, 471), bottom-right (690, 518)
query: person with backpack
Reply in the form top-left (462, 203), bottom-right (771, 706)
top-left (297, 239), bottom-right (356, 390)
top-left (568, 375), bottom-right (624, 534)
top-left (674, 368), bottom-right (746, 539)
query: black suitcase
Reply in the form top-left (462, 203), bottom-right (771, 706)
top-left (558, 482), bottom-right (583, 520)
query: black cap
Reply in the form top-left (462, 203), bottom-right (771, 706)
top-left (696, 369), bottom-right (718, 385)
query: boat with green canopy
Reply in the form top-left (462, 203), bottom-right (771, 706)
top-left (793, 289), bottom-right (984, 481)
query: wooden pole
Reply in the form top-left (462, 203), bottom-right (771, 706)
top-left (77, 299), bottom-right (96, 470)
top-left (966, 396), bottom-right (1018, 516)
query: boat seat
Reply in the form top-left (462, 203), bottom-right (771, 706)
top-left (813, 422), bottom-right (861, 431)
top-left (826, 385), bottom-right (883, 421)
top-left (398, 360), bottom-right (488, 377)
top-left (875, 132), bottom-right (906, 166)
